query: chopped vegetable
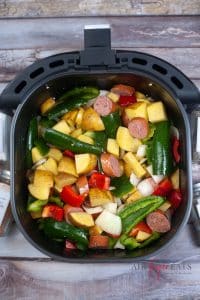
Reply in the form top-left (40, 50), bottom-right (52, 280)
top-left (129, 221), bottom-right (152, 237)
top-left (116, 126), bottom-right (141, 152)
top-left (168, 189), bottom-right (182, 209)
top-left (153, 178), bottom-right (172, 196)
top-left (69, 212), bottom-right (94, 228)
top-left (119, 95), bottom-right (137, 106)
top-left (95, 210), bottom-right (122, 236)
top-left (75, 153), bottom-right (97, 175)
top-left (60, 185), bottom-right (84, 207)
top-left (26, 117), bottom-right (38, 167)
top-left (40, 218), bottom-right (88, 250)
top-left (147, 101), bottom-right (167, 123)
top-left (111, 175), bottom-right (134, 197)
top-left (88, 172), bottom-right (110, 190)
top-left (102, 111), bottom-right (121, 138)
top-left (172, 137), bottom-right (181, 163)
top-left (152, 121), bottom-right (173, 175)
top-left (43, 129), bottom-right (103, 155)
top-left (89, 188), bottom-right (113, 207)
top-left (42, 205), bottom-right (64, 221)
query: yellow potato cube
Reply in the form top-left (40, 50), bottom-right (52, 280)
top-left (147, 101), bottom-right (167, 123)
top-left (125, 102), bottom-right (148, 120)
top-left (69, 212), bottom-right (94, 228)
top-left (78, 134), bottom-right (94, 144)
top-left (116, 126), bottom-right (141, 152)
top-left (58, 157), bottom-right (78, 177)
top-left (135, 91), bottom-right (146, 99)
top-left (170, 169), bottom-right (179, 189)
top-left (62, 109), bottom-right (78, 122)
top-left (31, 147), bottom-right (44, 163)
top-left (107, 92), bottom-right (120, 103)
top-left (37, 157), bottom-right (58, 175)
top-left (71, 128), bottom-right (83, 138)
top-left (126, 190), bottom-right (143, 203)
top-left (75, 154), bottom-right (97, 175)
top-left (28, 184), bottom-right (50, 200)
top-left (40, 98), bottom-right (55, 115)
top-left (123, 152), bottom-right (146, 178)
top-left (159, 201), bottom-right (171, 212)
top-left (33, 169), bottom-right (54, 188)
top-left (48, 148), bottom-right (63, 162)
top-left (53, 120), bottom-right (71, 134)
top-left (75, 108), bottom-right (85, 127)
top-left (136, 231), bottom-right (151, 242)
top-left (107, 138), bottom-right (120, 157)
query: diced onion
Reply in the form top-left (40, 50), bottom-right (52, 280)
top-left (114, 239), bottom-right (125, 249)
top-left (136, 144), bottom-right (147, 158)
top-left (137, 178), bottom-right (156, 196)
top-left (130, 172), bottom-right (141, 186)
top-left (170, 125), bottom-right (179, 139)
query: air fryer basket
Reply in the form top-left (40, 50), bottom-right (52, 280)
top-left (1, 26), bottom-right (199, 262)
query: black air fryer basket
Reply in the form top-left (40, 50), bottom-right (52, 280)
top-left (0, 26), bottom-right (199, 262)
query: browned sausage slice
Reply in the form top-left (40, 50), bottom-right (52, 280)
top-left (100, 153), bottom-right (122, 177)
top-left (93, 96), bottom-right (116, 116)
top-left (128, 117), bottom-right (149, 139)
top-left (146, 210), bottom-right (171, 233)
top-left (111, 84), bottom-right (135, 96)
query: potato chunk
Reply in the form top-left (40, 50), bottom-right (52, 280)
top-left (125, 102), bottom-right (148, 120)
top-left (75, 154), bottom-right (97, 175)
top-left (69, 212), bottom-right (94, 228)
top-left (123, 152), bottom-right (146, 178)
top-left (40, 98), bottom-right (55, 115)
top-left (89, 188), bottom-right (113, 207)
top-left (116, 126), bottom-right (141, 152)
top-left (81, 107), bottom-right (105, 131)
top-left (58, 157), bottom-right (78, 177)
top-left (53, 120), bottom-right (71, 134)
top-left (107, 138), bottom-right (119, 157)
top-left (147, 101), bottom-right (167, 123)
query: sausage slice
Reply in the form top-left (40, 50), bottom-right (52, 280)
top-left (128, 117), bottom-right (149, 139)
top-left (100, 153), bottom-right (122, 177)
top-left (146, 210), bottom-right (171, 233)
top-left (111, 84), bottom-right (135, 96)
top-left (93, 96), bottom-right (116, 116)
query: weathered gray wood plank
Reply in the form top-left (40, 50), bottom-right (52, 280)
top-left (0, 0), bottom-right (199, 17)
top-left (0, 258), bottom-right (200, 299)
top-left (0, 224), bottom-right (199, 263)
top-left (0, 17), bottom-right (199, 50)
top-left (0, 48), bottom-right (199, 82)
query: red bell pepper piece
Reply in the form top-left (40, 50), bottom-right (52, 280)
top-left (129, 221), bottom-right (152, 237)
top-left (119, 95), bottom-right (137, 107)
top-left (168, 189), bottom-right (182, 209)
top-left (153, 178), bottom-right (173, 197)
top-left (42, 205), bottom-right (64, 221)
top-left (63, 150), bottom-right (75, 158)
top-left (61, 185), bottom-right (84, 207)
top-left (88, 172), bottom-right (110, 190)
top-left (172, 137), bottom-right (181, 163)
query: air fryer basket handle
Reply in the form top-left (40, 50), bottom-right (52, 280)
top-left (80, 25), bottom-right (116, 66)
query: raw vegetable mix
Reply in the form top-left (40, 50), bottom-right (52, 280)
top-left (26, 84), bottom-right (182, 251)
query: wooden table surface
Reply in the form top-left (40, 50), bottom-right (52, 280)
top-left (0, 1), bottom-right (200, 299)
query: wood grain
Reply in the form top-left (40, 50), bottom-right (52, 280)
top-left (0, 47), bottom-right (199, 82)
top-left (0, 259), bottom-right (200, 299)
top-left (0, 17), bottom-right (199, 50)
top-left (0, 0), bottom-right (199, 17)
